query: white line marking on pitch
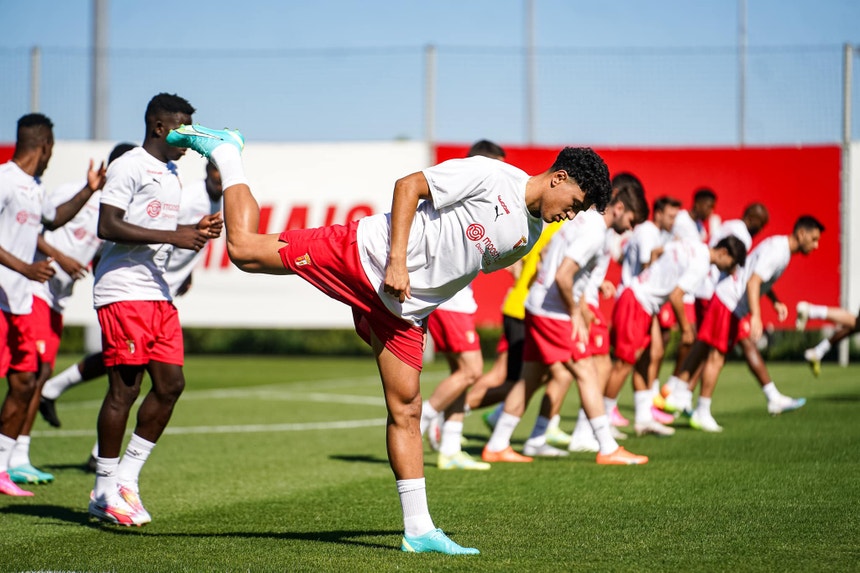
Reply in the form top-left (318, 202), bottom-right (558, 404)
top-left (32, 417), bottom-right (388, 438)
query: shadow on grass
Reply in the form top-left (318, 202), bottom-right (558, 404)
top-left (816, 394), bottom-right (860, 403)
top-left (328, 454), bottom-right (388, 465)
top-left (1, 504), bottom-right (402, 550)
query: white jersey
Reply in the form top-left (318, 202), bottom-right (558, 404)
top-left (436, 283), bottom-right (477, 314)
top-left (715, 235), bottom-right (791, 318)
top-left (93, 147), bottom-right (182, 308)
top-left (162, 179), bottom-right (220, 298)
top-left (620, 220), bottom-right (671, 289)
top-left (357, 155), bottom-right (542, 325)
top-left (630, 239), bottom-right (711, 315)
top-left (32, 180), bottom-right (103, 313)
top-left (0, 161), bottom-right (57, 314)
top-left (525, 208), bottom-right (606, 320)
top-left (672, 210), bottom-right (704, 243)
top-left (695, 218), bottom-right (753, 301)
top-left (584, 228), bottom-right (617, 307)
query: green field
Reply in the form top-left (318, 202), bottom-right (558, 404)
top-left (1, 355), bottom-right (857, 572)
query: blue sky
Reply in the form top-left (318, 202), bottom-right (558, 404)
top-left (1, 0), bottom-right (859, 145)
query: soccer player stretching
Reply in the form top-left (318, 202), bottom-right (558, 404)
top-left (166, 124), bottom-right (612, 554)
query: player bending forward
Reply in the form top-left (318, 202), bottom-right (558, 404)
top-left (166, 124), bottom-right (611, 555)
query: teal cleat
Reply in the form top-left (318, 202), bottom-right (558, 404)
top-left (166, 124), bottom-right (244, 158)
top-left (545, 425), bottom-right (572, 448)
top-left (768, 395), bottom-right (807, 415)
top-left (8, 463), bottom-right (54, 484)
top-left (401, 529), bottom-right (480, 555)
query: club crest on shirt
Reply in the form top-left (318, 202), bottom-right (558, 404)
top-left (295, 253), bottom-right (311, 267)
top-left (146, 200), bottom-right (162, 218)
top-left (513, 235), bottom-right (528, 249)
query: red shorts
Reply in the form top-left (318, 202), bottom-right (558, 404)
top-left (610, 289), bottom-right (652, 365)
top-left (0, 310), bottom-right (39, 376)
top-left (523, 311), bottom-right (575, 365)
top-left (97, 300), bottom-right (184, 367)
top-left (428, 309), bottom-right (480, 354)
top-left (587, 304), bottom-right (609, 357)
top-left (279, 220), bottom-right (425, 371)
top-left (495, 332), bottom-right (509, 354)
top-left (695, 297), bottom-right (713, 327)
top-left (31, 296), bottom-right (63, 369)
top-left (657, 301), bottom-right (697, 330)
top-left (697, 297), bottom-right (751, 354)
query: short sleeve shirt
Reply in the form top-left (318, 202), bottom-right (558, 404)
top-left (525, 208), bottom-right (606, 320)
top-left (715, 235), bottom-right (791, 317)
top-left (695, 218), bottom-right (753, 301)
top-left (630, 239), bottom-right (711, 314)
top-left (33, 180), bottom-right (103, 312)
top-left (620, 220), bottom-right (670, 288)
top-left (93, 147), bottom-right (182, 307)
top-left (161, 179), bottom-right (221, 297)
top-left (0, 161), bottom-right (57, 314)
top-left (357, 155), bottom-right (542, 325)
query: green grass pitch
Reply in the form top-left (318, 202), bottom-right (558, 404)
top-left (1, 355), bottom-right (857, 572)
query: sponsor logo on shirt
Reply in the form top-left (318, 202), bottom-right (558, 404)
top-left (497, 195), bottom-right (510, 214)
top-left (146, 200), bottom-right (162, 218)
top-left (295, 253), bottom-right (311, 267)
top-left (16, 210), bottom-right (29, 224)
top-left (466, 223), bottom-right (485, 241)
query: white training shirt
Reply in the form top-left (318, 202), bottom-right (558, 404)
top-left (584, 228), bottom-right (618, 307)
top-left (436, 283), bottom-right (478, 314)
top-left (162, 179), bottom-right (221, 298)
top-left (630, 239), bottom-right (711, 315)
top-left (525, 208), bottom-right (606, 320)
top-left (0, 161), bottom-right (57, 314)
top-left (357, 155), bottom-right (542, 325)
top-left (93, 147), bottom-right (182, 307)
top-left (32, 180), bottom-right (103, 313)
top-left (715, 234), bottom-right (791, 318)
top-left (673, 209), bottom-right (705, 243)
top-left (620, 220), bottom-right (671, 289)
top-left (694, 218), bottom-right (753, 301)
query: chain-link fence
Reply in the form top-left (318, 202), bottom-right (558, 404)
top-left (0, 44), bottom-right (858, 145)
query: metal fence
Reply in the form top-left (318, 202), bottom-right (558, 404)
top-left (0, 44), bottom-right (858, 146)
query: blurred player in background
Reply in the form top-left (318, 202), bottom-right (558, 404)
top-left (6, 143), bottom-right (134, 487)
top-left (166, 122), bottom-right (611, 554)
top-left (797, 301), bottom-right (860, 376)
top-left (663, 216), bottom-right (823, 431)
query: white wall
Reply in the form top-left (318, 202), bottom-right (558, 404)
top-left (46, 140), bottom-right (431, 328)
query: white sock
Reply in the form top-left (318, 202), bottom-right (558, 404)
top-left (603, 397), bottom-right (618, 416)
top-left (814, 339), bottom-right (832, 359)
top-left (396, 478), bottom-right (435, 537)
top-left (210, 143), bottom-right (248, 189)
top-left (572, 409), bottom-right (593, 438)
top-left (94, 456), bottom-right (120, 500)
top-left (439, 420), bottom-right (463, 457)
top-left (649, 381), bottom-right (661, 398)
top-left (41, 363), bottom-right (83, 400)
top-left (547, 414), bottom-right (561, 431)
top-left (117, 434), bottom-right (156, 486)
top-left (90, 441), bottom-right (99, 459)
top-left (762, 382), bottom-right (781, 402)
top-left (419, 400), bottom-right (440, 436)
top-left (527, 415), bottom-right (550, 443)
top-left (589, 415), bottom-right (619, 455)
top-left (696, 396), bottom-right (713, 417)
top-left (808, 304), bottom-right (828, 320)
top-left (485, 412), bottom-right (520, 452)
top-left (667, 375), bottom-right (685, 393)
top-left (9, 435), bottom-right (31, 468)
top-left (486, 403), bottom-right (504, 427)
top-left (634, 391), bottom-right (654, 425)
top-left (0, 433), bottom-right (16, 472)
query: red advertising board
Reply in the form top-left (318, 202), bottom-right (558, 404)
top-left (436, 144), bottom-right (841, 330)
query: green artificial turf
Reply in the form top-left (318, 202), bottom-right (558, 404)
top-left (1, 356), bottom-right (857, 572)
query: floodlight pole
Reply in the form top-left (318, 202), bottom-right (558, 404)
top-left (525, 0), bottom-right (536, 144)
top-left (424, 44), bottom-right (437, 146)
top-left (29, 46), bottom-right (41, 112)
top-left (738, 0), bottom-right (747, 146)
top-left (91, 0), bottom-right (109, 140)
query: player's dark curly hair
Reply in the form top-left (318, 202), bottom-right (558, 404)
top-left (714, 235), bottom-right (747, 268)
top-left (550, 147), bottom-right (612, 212)
top-left (145, 92), bottom-right (195, 123)
top-left (15, 113), bottom-right (53, 150)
